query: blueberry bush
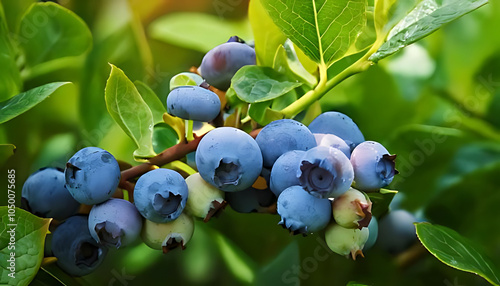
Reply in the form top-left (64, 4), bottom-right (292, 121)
top-left (1, 0), bottom-right (500, 285)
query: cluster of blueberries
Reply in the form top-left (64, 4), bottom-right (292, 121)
top-left (21, 38), bottom-right (418, 277)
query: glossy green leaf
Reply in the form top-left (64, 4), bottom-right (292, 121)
top-left (105, 64), bottom-right (156, 160)
top-left (369, 0), bottom-right (488, 62)
top-left (0, 207), bottom-right (52, 286)
top-left (248, 101), bottom-right (284, 126)
top-left (231, 66), bottom-right (302, 103)
top-left (260, 0), bottom-right (366, 66)
top-left (18, 2), bottom-right (92, 67)
top-left (214, 232), bottom-right (257, 284)
top-left (248, 0), bottom-right (287, 67)
top-left (134, 81), bottom-right (166, 125)
top-left (152, 123), bottom-right (179, 154)
top-left (0, 82), bottom-right (71, 124)
top-left (149, 12), bottom-right (252, 53)
top-left (255, 240), bottom-right (300, 285)
top-left (168, 72), bottom-right (203, 91)
top-left (274, 40), bottom-right (318, 88)
top-left (367, 188), bottom-right (397, 218)
top-left (1, 0), bottom-right (35, 33)
top-left (0, 144), bottom-right (16, 166)
top-left (0, 3), bottom-right (21, 101)
top-left (416, 222), bottom-right (500, 286)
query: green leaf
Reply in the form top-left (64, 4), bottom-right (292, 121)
top-left (248, 101), bottom-right (284, 126)
top-left (1, 0), bottom-right (35, 33)
top-left (134, 81), bottom-right (167, 125)
top-left (213, 232), bottom-right (257, 284)
top-left (231, 66), bottom-right (302, 103)
top-left (168, 72), bottom-right (203, 91)
top-left (416, 222), bottom-right (500, 286)
top-left (260, 0), bottom-right (367, 66)
top-left (367, 188), bottom-right (397, 218)
top-left (105, 64), bottom-right (156, 160)
top-left (346, 283), bottom-right (369, 286)
top-left (152, 123), bottom-right (179, 154)
top-left (149, 12), bottom-right (252, 53)
top-left (0, 207), bottom-right (52, 286)
top-left (248, 0), bottom-right (287, 67)
top-left (255, 240), bottom-right (300, 285)
top-left (0, 144), bottom-right (16, 166)
top-left (0, 82), bottom-right (71, 124)
top-left (0, 3), bottom-right (21, 101)
top-left (369, 0), bottom-right (488, 63)
top-left (274, 40), bottom-right (318, 87)
top-left (18, 2), bottom-right (92, 68)
top-left (373, 0), bottom-right (398, 35)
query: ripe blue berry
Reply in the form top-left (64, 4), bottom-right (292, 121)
top-left (377, 210), bottom-right (417, 254)
top-left (51, 215), bottom-right (108, 276)
top-left (167, 86), bottom-right (221, 122)
top-left (277, 185), bottom-right (331, 234)
top-left (225, 187), bottom-right (276, 213)
top-left (298, 146), bottom-right (354, 199)
top-left (269, 150), bottom-right (305, 197)
top-left (65, 147), bottom-right (121, 205)
top-left (134, 168), bottom-right (188, 223)
top-left (350, 141), bottom-right (397, 191)
top-left (88, 198), bottom-right (142, 248)
top-left (196, 127), bottom-right (263, 192)
top-left (256, 119), bottom-right (316, 168)
top-left (142, 213), bottom-right (194, 253)
top-left (308, 112), bottom-right (365, 150)
top-left (21, 167), bottom-right (80, 220)
top-left (314, 133), bottom-right (351, 158)
top-left (199, 42), bottom-right (256, 90)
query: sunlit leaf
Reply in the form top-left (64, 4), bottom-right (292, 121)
top-left (260, 0), bottom-right (366, 66)
top-left (0, 82), bottom-right (71, 124)
top-left (369, 0), bottom-right (488, 62)
top-left (105, 64), bottom-right (156, 160)
top-left (134, 81), bottom-right (166, 125)
top-left (367, 188), bottom-right (397, 218)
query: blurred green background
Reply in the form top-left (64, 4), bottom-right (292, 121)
top-left (1, 0), bottom-right (499, 285)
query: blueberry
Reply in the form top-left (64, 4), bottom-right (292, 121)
top-left (51, 215), bottom-right (108, 276)
top-left (199, 42), bottom-right (256, 90)
top-left (64, 147), bottom-right (121, 205)
top-left (363, 217), bottom-right (378, 251)
top-left (350, 141), bottom-right (397, 191)
top-left (308, 112), bottom-right (365, 150)
top-left (196, 127), bottom-right (263, 192)
top-left (332, 188), bottom-right (372, 229)
top-left (314, 133), bottom-right (351, 158)
top-left (277, 185), bottom-right (331, 234)
top-left (185, 173), bottom-right (226, 221)
top-left (256, 119), bottom-right (317, 168)
top-left (21, 167), bottom-right (80, 220)
top-left (324, 223), bottom-right (369, 259)
top-left (225, 187), bottom-right (276, 213)
top-left (167, 86), bottom-right (221, 122)
top-left (134, 168), bottom-right (188, 223)
top-left (377, 210), bottom-right (417, 254)
top-left (141, 213), bottom-right (194, 253)
top-left (269, 150), bottom-right (305, 197)
top-left (88, 198), bottom-right (142, 248)
top-left (298, 146), bottom-right (354, 199)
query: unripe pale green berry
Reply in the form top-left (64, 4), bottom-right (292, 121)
top-left (169, 72), bottom-right (204, 90)
top-left (332, 188), bottom-right (372, 229)
top-left (185, 173), bottom-right (226, 221)
top-left (141, 213), bottom-right (194, 254)
top-left (324, 223), bottom-right (369, 260)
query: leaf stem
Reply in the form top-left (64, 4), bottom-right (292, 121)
top-left (280, 40), bottom-right (385, 118)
